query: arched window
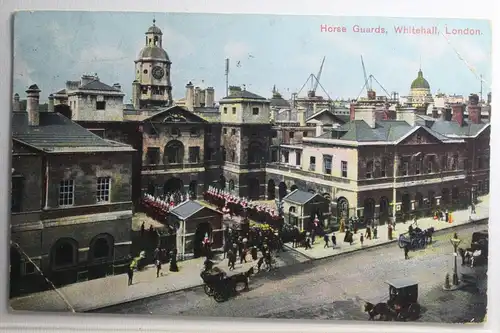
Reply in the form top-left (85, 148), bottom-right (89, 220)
top-left (90, 234), bottom-right (114, 261)
top-left (164, 140), bottom-right (184, 164)
top-left (51, 238), bottom-right (78, 268)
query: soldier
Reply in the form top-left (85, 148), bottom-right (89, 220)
top-left (404, 244), bottom-right (410, 260)
top-left (323, 233), bottom-right (330, 248)
top-left (331, 233), bottom-right (337, 248)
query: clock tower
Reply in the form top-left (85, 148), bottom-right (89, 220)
top-left (132, 20), bottom-right (173, 109)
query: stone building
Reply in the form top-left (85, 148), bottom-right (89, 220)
top-left (407, 68), bottom-right (434, 107)
top-left (10, 85), bottom-right (135, 295)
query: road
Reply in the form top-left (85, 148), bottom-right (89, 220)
top-left (92, 223), bottom-right (487, 323)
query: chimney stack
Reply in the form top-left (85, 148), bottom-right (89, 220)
top-left (441, 107), bottom-right (452, 121)
top-left (297, 107), bottom-right (306, 126)
top-left (468, 93), bottom-right (482, 124)
top-left (205, 87), bottom-right (215, 107)
top-left (396, 106), bottom-right (417, 127)
top-left (26, 84), bottom-right (41, 126)
top-left (194, 86), bottom-right (201, 107)
top-left (185, 82), bottom-right (194, 111)
top-left (13, 93), bottom-right (21, 112)
top-left (354, 104), bottom-right (377, 128)
top-left (112, 83), bottom-right (122, 91)
top-left (451, 103), bottom-right (465, 127)
top-left (228, 85), bottom-right (241, 96)
top-left (48, 94), bottom-right (55, 112)
top-left (349, 103), bottom-right (356, 121)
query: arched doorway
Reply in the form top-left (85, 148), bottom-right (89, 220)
top-left (337, 197), bottom-right (349, 221)
top-left (441, 188), bottom-right (450, 206)
top-left (401, 193), bottom-right (411, 217)
top-left (10, 246), bottom-right (22, 297)
top-left (363, 198), bottom-right (375, 224)
top-left (189, 181), bottom-right (197, 199)
top-left (164, 140), bottom-right (184, 164)
top-left (451, 187), bottom-right (459, 205)
top-left (88, 234), bottom-right (114, 279)
top-left (51, 238), bottom-right (78, 269)
top-left (164, 177), bottom-right (184, 195)
top-left (278, 182), bottom-right (287, 200)
top-left (248, 178), bottom-right (260, 199)
top-left (290, 185), bottom-right (298, 192)
top-left (219, 175), bottom-right (226, 189)
top-left (193, 222), bottom-right (212, 258)
top-left (267, 179), bottom-right (276, 200)
top-left (379, 197), bottom-right (389, 224)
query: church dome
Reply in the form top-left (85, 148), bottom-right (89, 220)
top-left (147, 25), bottom-right (163, 35)
top-left (410, 69), bottom-right (430, 89)
top-left (138, 46), bottom-right (170, 62)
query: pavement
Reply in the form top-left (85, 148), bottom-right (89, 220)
top-left (9, 195), bottom-right (488, 313)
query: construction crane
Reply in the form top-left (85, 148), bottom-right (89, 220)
top-left (360, 55), bottom-right (373, 95)
top-left (312, 56), bottom-right (326, 94)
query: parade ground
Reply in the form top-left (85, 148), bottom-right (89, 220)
top-left (9, 195), bottom-right (489, 313)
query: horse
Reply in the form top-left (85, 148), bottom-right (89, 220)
top-left (227, 266), bottom-right (255, 292)
top-left (363, 302), bottom-right (394, 321)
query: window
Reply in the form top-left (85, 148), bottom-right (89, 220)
top-left (96, 177), bottom-right (111, 203)
top-left (296, 152), bottom-right (302, 166)
top-left (283, 151), bottom-right (289, 163)
top-left (96, 101), bottom-right (106, 110)
top-left (289, 131), bottom-right (295, 139)
top-left (11, 176), bottom-right (23, 213)
top-left (223, 128), bottom-right (227, 135)
top-left (402, 162), bottom-right (409, 176)
top-left (452, 154), bottom-right (458, 170)
top-left (24, 262), bottom-right (36, 275)
top-left (232, 107), bottom-right (236, 114)
top-left (190, 127), bottom-right (199, 137)
top-left (146, 147), bottom-right (160, 165)
top-left (271, 149), bottom-right (278, 162)
top-left (441, 155), bottom-right (447, 171)
top-left (309, 156), bottom-right (316, 171)
top-left (427, 156), bottom-right (434, 173)
top-left (415, 158), bottom-right (421, 175)
top-left (143, 69), bottom-right (148, 74)
top-left (231, 129), bottom-right (236, 135)
top-left (223, 107), bottom-right (227, 114)
top-left (366, 160), bottom-right (374, 178)
top-left (59, 180), bottom-right (75, 206)
top-left (189, 147), bottom-right (200, 163)
top-left (303, 131), bottom-right (308, 137)
top-left (341, 161), bottom-right (348, 178)
top-left (323, 155), bottom-right (332, 174)
top-left (252, 107), bottom-right (259, 115)
top-left (381, 159), bottom-right (387, 177)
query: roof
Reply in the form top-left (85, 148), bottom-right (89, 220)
top-left (79, 80), bottom-right (121, 92)
top-left (283, 189), bottom-right (318, 205)
top-left (170, 200), bottom-right (207, 219)
top-left (428, 118), bottom-right (488, 138)
top-left (222, 89), bottom-right (266, 101)
top-left (12, 111), bottom-right (134, 152)
top-left (138, 46), bottom-right (170, 61)
top-left (142, 105), bottom-right (208, 123)
top-left (270, 93), bottom-right (291, 107)
top-left (147, 24), bottom-right (162, 35)
top-left (411, 70), bottom-right (430, 89)
top-left (385, 278), bottom-right (418, 289)
top-left (306, 109), bottom-right (348, 124)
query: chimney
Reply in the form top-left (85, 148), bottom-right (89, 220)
top-left (354, 104), bottom-right (377, 128)
top-left (26, 84), bottom-right (41, 126)
top-left (297, 107), bottom-right (306, 126)
top-left (81, 74), bottom-right (98, 86)
top-left (205, 87), bottom-right (215, 107)
top-left (349, 103), bottom-right (356, 121)
top-left (185, 82), bottom-right (194, 111)
top-left (432, 108), bottom-right (438, 119)
top-left (228, 85), bottom-right (241, 96)
top-left (194, 86), bottom-right (201, 107)
top-left (468, 93), bottom-right (482, 124)
top-left (13, 93), bottom-right (21, 112)
top-left (112, 83), bottom-right (122, 91)
top-left (48, 94), bottom-right (55, 112)
top-left (451, 103), bottom-right (465, 126)
top-left (441, 107), bottom-right (452, 121)
top-left (396, 106), bottom-right (417, 127)
top-left (316, 123), bottom-right (324, 137)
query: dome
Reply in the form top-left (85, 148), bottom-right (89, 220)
top-left (138, 46), bottom-right (170, 62)
top-left (147, 25), bottom-right (163, 35)
top-left (410, 70), bottom-right (430, 89)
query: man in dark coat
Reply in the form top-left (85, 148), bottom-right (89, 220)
top-left (404, 244), bottom-right (410, 260)
top-left (323, 233), bottom-right (330, 248)
top-left (331, 233), bottom-right (337, 247)
top-left (227, 249), bottom-right (236, 270)
top-left (169, 249), bottom-right (179, 272)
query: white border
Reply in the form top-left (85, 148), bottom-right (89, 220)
top-left (0, 1), bottom-right (498, 332)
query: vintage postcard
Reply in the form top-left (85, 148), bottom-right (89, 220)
top-left (9, 11), bottom-right (490, 324)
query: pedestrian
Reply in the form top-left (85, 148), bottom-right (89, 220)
top-left (169, 249), bottom-right (179, 272)
top-left (311, 230), bottom-right (316, 245)
top-left (373, 227), bottom-right (378, 239)
top-left (365, 226), bottom-right (371, 240)
top-left (155, 258), bottom-right (162, 278)
top-left (127, 257), bottom-right (138, 286)
top-left (404, 244), bottom-right (409, 260)
top-left (360, 233), bottom-right (364, 246)
top-left (323, 233), bottom-right (330, 248)
top-left (227, 249), bottom-right (236, 270)
top-left (305, 237), bottom-right (312, 250)
top-left (140, 222), bottom-right (145, 237)
top-left (240, 246), bottom-right (248, 264)
top-left (471, 203), bottom-right (476, 214)
top-left (445, 209), bottom-right (449, 222)
top-left (331, 233), bottom-right (337, 248)
top-left (251, 246), bottom-right (258, 260)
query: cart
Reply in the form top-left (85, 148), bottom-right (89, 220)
top-left (200, 266), bottom-right (254, 303)
top-left (386, 278), bottom-right (421, 321)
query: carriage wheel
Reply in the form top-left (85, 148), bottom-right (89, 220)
top-left (213, 291), bottom-right (228, 303)
top-left (407, 303), bottom-right (421, 320)
top-left (398, 237), bottom-right (406, 249)
top-left (204, 285), bottom-right (214, 296)
top-left (235, 281), bottom-right (247, 293)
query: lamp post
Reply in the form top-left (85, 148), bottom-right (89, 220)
top-left (450, 236), bottom-right (462, 286)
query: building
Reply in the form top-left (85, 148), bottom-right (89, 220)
top-left (10, 85), bottom-right (135, 296)
top-left (407, 68), bottom-right (434, 108)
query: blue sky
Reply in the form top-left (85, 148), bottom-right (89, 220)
top-left (13, 11), bottom-right (491, 103)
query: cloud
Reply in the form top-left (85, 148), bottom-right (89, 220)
top-left (79, 46), bottom-right (128, 65)
top-left (162, 26), bottom-right (195, 58)
top-left (45, 21), bottom-right (73, 56)
top-left (223, 41), bottom-right (251, 60)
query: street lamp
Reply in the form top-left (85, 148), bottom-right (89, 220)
top-left (450, 236), bottom-right (462, 286)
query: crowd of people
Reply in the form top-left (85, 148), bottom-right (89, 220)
top-left (140, 192), bottom-right (189, 220)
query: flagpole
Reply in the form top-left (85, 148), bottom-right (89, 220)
top-left (225, 58), bottom-right (229, 97)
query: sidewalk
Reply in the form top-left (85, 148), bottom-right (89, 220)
top-left (286, 195), bottom-right (489, 260)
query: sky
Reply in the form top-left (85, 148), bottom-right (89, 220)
top-left (12, 11), bottom-right (491, 103)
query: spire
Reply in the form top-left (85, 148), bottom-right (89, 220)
top-left (272, 85), bottom-right (276, 94)
top-left (153, 16), bottom-right (156, 26)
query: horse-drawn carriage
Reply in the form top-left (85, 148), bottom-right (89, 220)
top-left (364, 279), bottom-right (421, 321)
top-left (458, 230), bottom-right (488, 267)
top-left (200, 266), bottom-right (254, 303)
top-left (398, 226), bottom-right (434, 250)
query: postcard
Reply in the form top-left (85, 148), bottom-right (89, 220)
top-left (9, 11), bottom-right (490, 324)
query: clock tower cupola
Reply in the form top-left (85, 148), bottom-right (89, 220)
top-left (132, 19), bottom-right (173, 109)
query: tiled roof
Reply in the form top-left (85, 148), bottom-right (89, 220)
top-left (54, 89), bottom-right (67, 95)
top-left (79, 80), bottom-right (121, 92)
top-left (222, 90), bottom-right (266, 100)
top-left (283, 189), bottom-right (317, 205)
top-left (170, 200), bottom-right (208, 219)
top-left (12, 112), bottom-right (134, 151)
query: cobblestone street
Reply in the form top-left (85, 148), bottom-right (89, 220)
top-left (92, 223), bottom-right (487, 323)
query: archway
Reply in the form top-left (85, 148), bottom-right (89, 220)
top-left (90, 234), bottom-right (114, 260)
top-left (267, 179), bottom-right (276, 200)
top-left (401, 193), bottom-right (411, 215)
top-left (415, 192), bottom-right (424, 210)
top-left (290, 185), bottom-right (298, 192)
top-left (278, 182), bottom-right (287, 200)
top-left (10, 246), bottom-right (22, 297)
top-left (51, 238), bottom-right (78, 269)
top-left (248, 178), bottom-right (260, 199)
top-left (248, 142), bottom-right (263, 164)
top-left (379, 197), bottom-right (389, 224)
top-left (164, 140), bottom-right (184, 164)
top-left (219, 175), bottom-right (226, 189)
top-left (337, 197), bottom-right (349, 221)
top-left (193, 222), bottom-right (212, 258)
top-left (363, 198), bottom-right (376, 223)
top-left (451, 186), bottom-right (459, 204)
top-left (164, 177), bottom-right (184, 195)
top-left (441, 188), bottom-right (450, 206)
top-left (189, 181), bottom-right (197, 199)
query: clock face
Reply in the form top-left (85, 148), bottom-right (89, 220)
top-left (152, 66), bottom-right (164, 80)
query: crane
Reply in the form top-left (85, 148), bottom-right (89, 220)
top-left (313, 56), bottom-right (326, 93)
top-left (360, 55), bottom-right (374, 95)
